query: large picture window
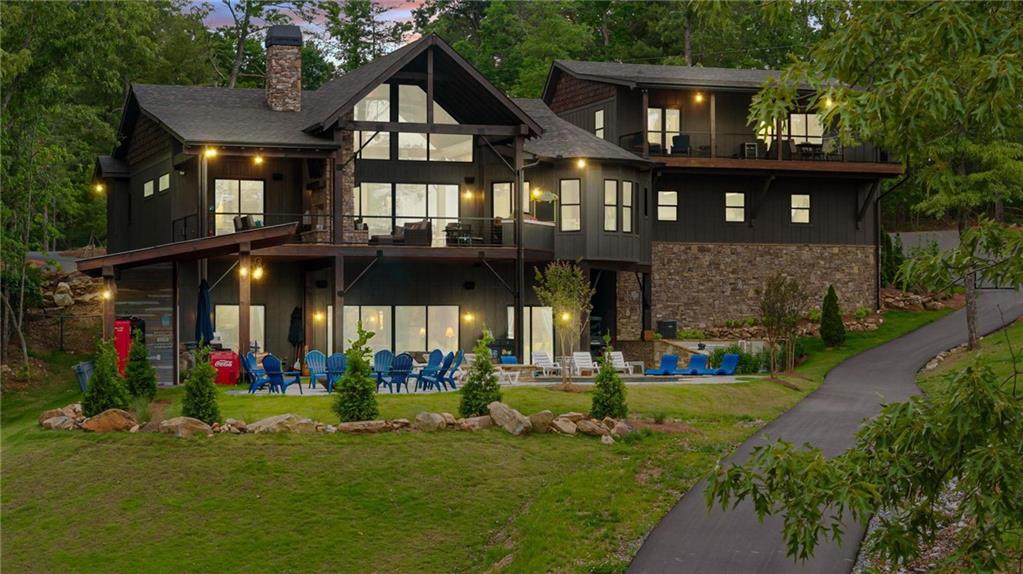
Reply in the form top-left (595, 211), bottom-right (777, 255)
top-left (559, 179), bottom-right (581, 231)
top-left (492, 182), bottom-right (512, 219)
top-left (507, 306), bottom-right (554, 362)
top-left (336, 304), bottom-right (460, 354)
top-left (214, 304), bottom-right (265, 352)
top-left (657, 191), bottom-right (678, 221)
top-left (725, 192), bottom-right (745, 222)
top-left (603, 179), bottom-right (618, 231)
top-left (622, 181), bottom-right (634, 233)
top-left (356, 130), bottom-right (390, 160)
top-left (788, 113), bottom-right (824, 144)
top-left (357, 183), bottom-right (459, 245)
top-left (213, 179), bottom-right (264, 235)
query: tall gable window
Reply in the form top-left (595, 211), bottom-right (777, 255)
top-left (725, 192), bottom-right (745, 222)
top-left (355, 85), bottom-right (389, 121)
top-left (656, 191), bottom-right (677, 221)
top-left (594, 109), bottom-right (605, 139)
top-left (559, 179), bottom-right (581, 231)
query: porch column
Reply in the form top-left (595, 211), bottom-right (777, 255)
top-left (102, 265), bottom-right (116, 339)
top-left (238, 242), bottom-right (251, 356)
top-left (641, 89), bottom-right (650, 157)
top-left (709, 93), bottom-right (717, 158)
top-left (513, 135), bottom-right (525, 362)
top-left (333, 255), bottom-right (344, 353)
top-left (641, 272), bottom-right (652, 333)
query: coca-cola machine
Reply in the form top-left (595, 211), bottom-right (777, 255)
top-left (209, 351), bottom-right (240, 385)
top-left (113, 320), bottom-right (132, 374)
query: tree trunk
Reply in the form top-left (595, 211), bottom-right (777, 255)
top-left (684, 15), bottom-right (692, 66)
top-left (227, 6), bottom-right (252, 89)
top-left (2, 293), bottom-right (30, 374)
top-left (964, 270), bottom-right (979, 350)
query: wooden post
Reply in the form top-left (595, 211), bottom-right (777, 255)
top-left (333, 255), bottom-right (344, 353)
top-left (776, 118), bottom-right (783, 160)
top-left (641, 89), bottom-right (650, 157)
top-left (238, 243), bottom-right (251, 356)
top-left (426, 47), bottom-right (434, 125)
top-left (709, 93), bottom-right (717, 158)
top-left (102, 265), bottom-right (116, 339)
top-left (513, 135), bottom-right (525, 362)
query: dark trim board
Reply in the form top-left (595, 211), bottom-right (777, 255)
top-left (253, 243), bottom-right (555, 262)
top-left (658, 156), bottom-right (904, 177)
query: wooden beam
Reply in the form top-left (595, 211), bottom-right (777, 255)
top-left (513, 135), bottom-right (525, 362)
top-left (338, 120), bottom-right (525, 136)
top-left (102, 266), bottom-right (116, 339)
top-left (709, 93), bottom-right (717, 158)
top-left (183, 146), bottom-right (335, 158)
top-left (333, 255), bottom-right (344, 353)
top-left (641, 89), bottom-right (650, 157)
top-left (657, 156), bottom-right (904, 176)
top-left (426, 48), bottom-right (434, 125)
top-left (238, 244), bottom-right (251, 356)
top-left (857, 180), bottom-right (881, 229)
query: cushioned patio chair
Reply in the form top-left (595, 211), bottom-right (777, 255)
top-left (420, 352), bottom-right (454, 392)
top-left (261, 353), bottom-right (301, 394)
top-left (372, 350), bottom-right (394, 392)
top-left (644, 354), bottom-right (679, 376)
top-left (382, 353), bottom-right (414, 394)
top-left (325, 352), bottom-right (346, 392)
top-left (305, 350), bottom-right (328, 389)
top-left (243, 352), bottom-right (269, 393)
top-left (708, 353), bottom-right (739, 376)
top-left (500, 355), bottom-right (518, 365)
top-left (675, 354), bottom-right (709, 376)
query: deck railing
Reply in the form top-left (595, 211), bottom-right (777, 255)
top-left (618, 130), bottom-right (895, 164)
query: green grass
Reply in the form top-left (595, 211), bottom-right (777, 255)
top-left (1, 308), bottom-right (951, 573)
top-left (918, 317), bottom-right (1023, 394)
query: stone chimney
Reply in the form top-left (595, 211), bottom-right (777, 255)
top-left (265, 25), bottom-right (302, 112)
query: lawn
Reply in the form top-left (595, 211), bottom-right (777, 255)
top-left (1, 309), bottom-right (950, 574)
top-left (917, 316), bottom-right (1023, 394)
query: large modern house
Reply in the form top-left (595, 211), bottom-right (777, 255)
top-left (79, 26), bottom-right (900, 384)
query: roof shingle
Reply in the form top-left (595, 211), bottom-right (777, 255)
top-left (515, 99), bottom-right (649, 164)
top-left (552, 60), bottom-right (790, 91)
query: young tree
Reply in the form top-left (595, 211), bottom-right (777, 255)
top-left (458, 330), bottom-right (503, 418)
top-left (534, 261), bottom-right (595, 384)
top-left (590, 336), bottom-right (627, 420)
top-left (124, 329), bottom-right (157, 401)
top-left (818, 285), bottom-right (845, 348)
top-left (332, 321), bottom-right (378, 422)
top-left (182, 346), bottom-right (221, 424)
top-left (213, 0), bottom-right (314, 88)
top-left (322, 0), bottom-right (410, 73)
top-left (759, 274), bottom-right (806, 374)
top-left (82, 339), bottom-right (131, 417)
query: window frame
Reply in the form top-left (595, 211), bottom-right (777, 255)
top-left (787, 112), bottom-right (824, 145)
top-left (212, 178), bottom-right (266, 236)
top-left (594, 109), bottom-right (605, 139)
top-left (333, 304), bottom-right (460, 353)
top-left (622, 181), bottom-right (634, 233)
top-left (559, 179), bottom-right (582, 232)
top-left (790, 193), bottom-right (811, 224)
top-left (158, 173), bottom-right (170, 193)
top-left (143, 179), bottom-right (154, 198)
top-left (214, 304), bottom-right (266, 351)
top-left (603, 179), bottom-right (618, 232)
top-left (656, 190), bottom-right (678, 222)
top-left (492, 181), bottom-right (513, 220)
top-left (724, 192), bottom-right (746, 223)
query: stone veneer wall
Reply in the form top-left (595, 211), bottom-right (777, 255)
top-left (265, 44), bottom-right (301, 112)
top-left (616, 272), bottom-right (643, 340)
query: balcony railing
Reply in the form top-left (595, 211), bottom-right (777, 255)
top-left (619, 130), bottom-right (895, 164)
top-left (171, 212), bottom-right (334, 244)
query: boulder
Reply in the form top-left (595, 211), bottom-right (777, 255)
top-left (414, 412), bottom-right (446, 432)
top-left (38, 403), bottom-right (83, 426)
top-left (440, 412), bottom-right (457, 426)
top-left (460, 415), bottom-right (495, 431)
top-left (550, 418), bottom-right (577, 435)
top-left (53, 282), bottom-right (74, 307)
top-left (390, 418), bottom-right (411, 430)
top-left (159, 416), bottom-right (213, 438)
top-left (576, 419), bottom-right (610, 436)
top-left (248, 414), bottom-right (318, 434)
top-left (601, 417), bottom-right (617, 430)
top-left (41, 415), bottom-right (76, 430)
top-left (39, 408), bottom-right (67, 426)
top-left (129, 424), bottom-right (140, 433)
top-left (611, 420), bottom-right (633, 438)
top-left (225, 418), bottom-right (247, 432)
top-left (528, 410), bottom-right (554, 433)
top-left (323, 425), bottom-right (337, 434)
top-left (600, 434), bottom-right (615, 445)
top-left (337, 420), bottom-right (392, 433)
top-left (559, 411), bottom-right (585, 422)
top-left (81, 409), bottom-right (136, 432)
top-left (140, 420), bottom-right (161, 433)
top-left (488, 402), bottom-right (532, 436)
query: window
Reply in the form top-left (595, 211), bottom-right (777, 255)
top-left (214, 304), bottom-right (265, 352)
top-left (398, 132), bottom-right (428, 161)
top-left (622, 181), bottom-right (634, 233)
top-left (429, 133), bottom-right (473, 162)
top-left (335, 305), bottom-right (459, 353)
top-left (158, 173), bottom-right (170, 192)
top-left (398, 84), bottom-right (427, 123)
top-left (395, 306), bottom-right (427, 352)
top-left (657, 191), bottom-right (678, 221)
top-left (356, 130), bottom-right (390, 160)
top-left (559, 179), bottom-right (581, 231)
top-left (756, 119), bottom-right (788, 145)
top-left (522, 181), bottom-right (531, 214)
top-left (791, 194), bottom-right (810, 223)
top-left (492, 182), bottom-right (512, 219)
top-left (427, 184), bottom-right (459, 246)
top-left (357, 183), bottom-right (459, 245)
top-left (213, 179), bottom-right (264, 235)
top-left (647, 107), bottom-right (680, 153)
top-left (507, 306), bottom-right (554, 362)
top-left (725, 192), bottom-right (745, 222)
top-left (354, 85), bottom-right (390, 122)
top-left (358, 182), bottom-right (392, 236)
top-left (665, 109), bottom-right (680, 153)
top-left (395, 183), bottom-right (427, 228)
top-left (603, 180), bottom-right (618, 231)
top-left (594, 109), bottom-right (605, 139)
top-left (788, 113), bottom-right (824, 144)
top-left (143, 180), bottom-right (154, 198)
top-left (359, 305), bottom-right (392, 353)
top-left (427, 306), bottom-right (459, 352)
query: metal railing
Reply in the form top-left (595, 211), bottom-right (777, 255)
top-left (338, 215), bottom-right (555, 250)
top-left (618, 130), bottom-right (896, 164)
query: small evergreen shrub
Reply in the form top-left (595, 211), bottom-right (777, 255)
top-left (458, 330), bottom-right (502, 417)
top-left (332, 322), bottom-right (379, 422)
top-left (124, 329), bottom-right (157, 400)
top-left (82, 338), bottom-right (130, 417)
top-left (819, 285), bottom-right (846, 347)
top-left (807, 308), bottom-right (822, 323)
top-left (854, 306), bottom-right (870, 320)
top-left (591, 339), bottom-right (627, 419)
top-left (708, 345), bottom-right (763, 374)
top-left (182, 345), bottom-right (220, 424)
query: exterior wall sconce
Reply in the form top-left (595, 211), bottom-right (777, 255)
top-left (560, 311), bottom-right (571, 323)
top-left (694, 92), bottom-right (705, 103)
top-left (313, 311), bottom-right (325, 323)
top-left (462, 312), bottom-right (474, 322)
top-left (93, 183), bottom-right (105, 194)
top-left (252, 258), bottom-right (265, 280)
top-left (462, 189), bottom-right (474, 200)
top-left (823, 97), bottom-right (834, 109)
top-left (239, 266), bottom-right (248, 277)
top-left (253, 155), bottom-right (264, 165)
top-left (204, 147), bottom-right (218, 158)
top-left (102, 289), bottom-right (113, 301)
top-left (575, 158), bottom-right (587, 169)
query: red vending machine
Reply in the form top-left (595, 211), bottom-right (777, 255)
top-left (209, 351), bottom-right (241, 385)
top-left (113, 319), bottom-right (132, 374)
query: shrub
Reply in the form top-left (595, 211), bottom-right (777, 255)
top-left (819, 285), bottom-right (846, 347)
top-left (182, 345), bottom-right (220, 424)
top-left (709, 345), bottom-right (764, 374)
top-left (774, 339), bottom-right (807, 369)
top-left (591, 340), bottom-right (627, 419)
top-left (677, 328), bottom-right (707, 339)
top-left (458, 330), bottom-right (503, 417)
top-left (130, 395), bottom-right (152, 424)
top-left (807, 308), bottom-right (822, 323)
top-left (82, 339), bottom-right (130, 417)
top-left (124, 329), bottom-right (157, 400)
top-left (854, 306), bottom-right (870, 319)
top-left (332, 322), bottom-right (379, 422)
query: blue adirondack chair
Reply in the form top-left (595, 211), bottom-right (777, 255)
top-left (442, 350), bottom-right (464, 390)
top-left (420, 352), bottom-right (454, 391)
top-left (243, 352), bottom-right (270, 393)
top-left (675, 354), bottom-right (709, 376)
top-left (373, 350), bottom-right (394, 392)
top-left (413, 349), bottom-right (443, 391)
top-left (262, 354), bottom-right (302, 394)
top-left (709, 353), bottom-right (739, 376)
top-left (306, 350), bottom-right (328, 389)
top-left (383, 353), bottom-right (414, 394)
top-left (326, 352), bottom-right (346, 392)
top-left (644, 354), bottom-right (679, 375)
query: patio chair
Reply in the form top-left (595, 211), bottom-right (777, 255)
top-left (443, 350), bottom-right (464, 390)
top-left (532, 351), bottom-right (562, 377)
top-left (670, 134), bottom-right (691, 156)
top-left (382, 353), bottom-right (414, 393)
top-left (372, 350), bottom-right (394, 392)
top-left (243, 352), bottom-right (270, 393)
top-left (306, 350), bottom-right (328, 389)
top-left (644, 354), bottom-right (679, 376)
top-left (261, 353), bottom-right (302, 394)
top-left (326, 352), bottom-right (346, 392)
top-left (420, 352), bottom-right (454, 391)
top-left (500, 355), bottom-right (518, 365)
top-left (413, 349), bottom-right (443, 391)
top-left (675, 354), bottom-right (709, 376)
top-left (572, 352), bottom-right (597, 376)
top-left (608, 351), bottom-right (634, 374)
top-left (709, 353), bottom-right (740, 376)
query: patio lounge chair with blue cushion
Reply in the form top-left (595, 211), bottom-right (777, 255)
top-left (709, 353), bottom-right (740, 376)
top-left (243, 352), bottom-right (269, 393)
top-left (326, 352), bottom-right (346, 392)
top-left (420, 352), bottom-right (454, 391)
top-left (306, 350), bottom-right (328, 389)
top-left (262, 354), bottom-right (302, 394)
top-left (675, 354), bottom-right (709, 376)
top-left (413, 349), bottom-right (443, 391)
top-left (382, 353), bottom-right (414, 393)
top-left (644, 354), bottom-right (679, 376)
top-left (443, 350), bottom-right (463, 390)
top-left (500, 355), bottom-right (518, 364)
top-left (373, 350), bottom-right (394, 392)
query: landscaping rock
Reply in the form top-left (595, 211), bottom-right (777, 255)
top-left (41, 415), bottom-right (76, 430)
top-left (528, 410), bottom-right (554, 433)
top-left (611, 420), bottom-right (633, 438)
top-left (129, 424), bottom-right (140, 433)
top-left (159, 416), bottom-right (213, 438)
top-left (488, 402), bottom-right (532, 436)
top-left (390, 418), bottom-right (411, 430)
top-left (601, 434), bottom-right (615, 445)
top-left (414, 412), bottom-right (446, 432)
top-left (225, 418), bottom-right (247, 432)
top-left (53, 282), bottom-right (74, 307)
top-left (601, 417), bottom-right (617, 430)
top-left (140, 420), bottom-right (161, 433)
top-left (440, 412), bottom-right (457, 426)
top-left (337, 420), bottom-right (392, 433)
top-left (248, 414), bottom-right (318, 434)
top-left (39, 408), bottom-right (67, 426)
top-left (559, 411), bottom-right (585, 422)
top-left (38, 403), bottom-right (83, 426)
top-left (81, 409), bottom-right (136, 432)
top-left (324, 425), bottom-right (337, 433)
top-left (460, 415), bottom-right (495, 431)
top-left (551, 418), bottom-right (577, 435)
top-left (576, 419), bottom-right (610, 436)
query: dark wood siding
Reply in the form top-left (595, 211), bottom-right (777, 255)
top-left (546, 70), bottom-right (616, 113)
top-left (126, 115), bottom-right (173, 166)
top-left (558, 98), bottom-right (616, 143)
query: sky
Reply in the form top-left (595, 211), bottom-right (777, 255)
top-left (197, 0), bottom-right (426, 34)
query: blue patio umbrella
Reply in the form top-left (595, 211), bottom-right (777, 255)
top-left (195, 279), bottom-right (214, 345)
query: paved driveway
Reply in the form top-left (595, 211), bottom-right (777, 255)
top-left (628, 289), bottom-right (1023, 574)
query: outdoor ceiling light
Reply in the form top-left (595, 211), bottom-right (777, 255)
top-left (204, 147), bottom-right (218, 158)
top-left (313, 311), bottom-right (325, 323)
top-left (694, 92), bottom-right (705, 103)
top-left (253, 155), bottom-right (264, 165)
top-left (575, 158), bottom-right (587, 168)
top-left (252, 258), bottom-right (265, 280)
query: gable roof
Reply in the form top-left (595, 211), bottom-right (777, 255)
top-left (514, 99), bottom-right (650, 164)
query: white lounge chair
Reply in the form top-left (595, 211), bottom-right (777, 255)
top-left (572, 352), bottom-right (598, 376)
top-left (608, 351), bottom-right (635, 374)
top-left (532, 351), bottom-right (562, 376)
